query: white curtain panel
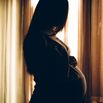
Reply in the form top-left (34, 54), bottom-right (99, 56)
top-left (0, 0), bottom-right (24, 103)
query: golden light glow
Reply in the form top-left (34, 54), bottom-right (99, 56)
top-left (31, 0), bottom-right (39, 10)
top-left (57, 29), bottom-right (64, 41)
top-left (68, 0), bottom-right (79, 59)
top-left (31, 0), bottom-right (39, 6)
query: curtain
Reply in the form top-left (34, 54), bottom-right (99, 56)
top-left (78, 0), bottom-right (91, 103)
top-left (78, 0), bottom-right (103, 103)
top-left (0, 0), bottom-right (36, 103)
top-left (0, 0), bottom-right (24, 103)
top-left (91, 0), bottom-right (103, 102)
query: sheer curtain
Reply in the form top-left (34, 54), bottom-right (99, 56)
top-left (0, 0), bottom-right (24, 103)
top-left (78, 1), bottom-right (91, 102)
top-left (0, 0), bottom-right (36, 103)
top-left (78, 0), bottom-right (103, 103)
top-left (91, 0), bottom-right (103, 102)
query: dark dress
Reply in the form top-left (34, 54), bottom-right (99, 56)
top-left (23, 32), bottom-right (87, 103)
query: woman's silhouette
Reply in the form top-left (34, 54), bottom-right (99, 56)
top-left (23, 0), bottom-right (87, 103)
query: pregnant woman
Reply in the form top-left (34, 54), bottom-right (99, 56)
top-left (23, 0), bottom-right (87, 103)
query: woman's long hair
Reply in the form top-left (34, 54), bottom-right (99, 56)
top-left (28, 0), bottom-right (69, 35)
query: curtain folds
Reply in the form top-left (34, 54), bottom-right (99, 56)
top-left (101, 0), bottom-right (103, 97)
top-left (78, 0), bottom-right (103, 102)
top-left (0, 0), bottom-right (24, 103)
top-left (91, 0), bottom-right (103, 102)
top-left (78, 0), bottom-right (92, 103)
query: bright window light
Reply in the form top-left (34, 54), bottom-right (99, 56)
top-left (10, 1), bottom-right (17, 103)
top-left (31, 0), bottom-right (39, 9)
top-left (68, 0), bottom-right (79, 59)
